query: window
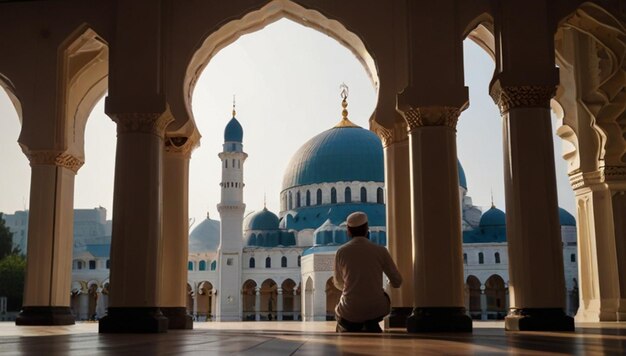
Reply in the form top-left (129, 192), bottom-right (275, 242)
top-left (306, 190), bottom-right (311, 206)
top-left (265, 256), bottom-right (271, 268)
top-left (377, 187), bottom-right (384, 204)
top-left (188, 261), bottom-right (193, 271)
top-left (495, 252), bottom-right (501, 264)
top-left (296, 191), bottom-right (301, 208)
top-left (331, 188), bottom-right (337, 204)
top-left (478, 252), bottom-right (484, 264)
top-left (199, 260), bottom-right (207, 271)
top-left (345, 187), bottom-right (352, 203)
top-left (316, 189), bottom-right (322, 205)
top-left (238, 160), bottom-right (240, 168)
top-left (225, 160), bottom-right (228, 168)
top-left (106, 259), bottom-right (110, 269)
top-left (211, 261), bottom-right (217, 270)
top-left (463, 253), bottom-right (467, 265)
top-left (288, 192), bottom-right (293, 210)
top-left (281, 256), bottom-right (287, 268)
top-left (360, 187), bottom-right (367, 203)
top-left (249, 257), bottom-right (255, 268)
top-left (226, 258), bottom-right (233, 266)
top-left (571, 254), bottom-right (576, 263)
top-left (232, 159), bottom-right (235, 167)
top-left (297, 255), bottom-right (301, 267)
top-left (89, 260), bottom-right (96, 270)
top-left (77, 261), bottom-right (83, 270)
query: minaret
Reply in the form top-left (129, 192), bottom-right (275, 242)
top-left (216, 99), bottom-right (247, 321)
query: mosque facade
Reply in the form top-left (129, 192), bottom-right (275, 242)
top-left (4, 100), bottom-right (579, 323)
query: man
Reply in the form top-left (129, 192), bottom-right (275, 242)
top-left (333, 211), bottom-right (402, 332)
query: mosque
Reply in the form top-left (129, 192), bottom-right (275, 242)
top-left (2, 95), bottom-right (579, 323)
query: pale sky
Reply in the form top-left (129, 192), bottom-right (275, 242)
top-left (0, 19), bottom-right (574, 226)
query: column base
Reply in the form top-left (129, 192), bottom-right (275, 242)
top-left (160, 307), bottom-right (193, 329)
top-left (505, 308), bottom-right (574, 332)
top-left (407, 307), bottom-right (472, 333)
top-left (384, 307), bottom-right (413, 329)
top-left (16, 306), bottom-right (75, 326)
top-left (99, 307), bottom-right (168, 333)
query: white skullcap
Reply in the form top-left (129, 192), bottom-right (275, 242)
top-left (346, 211), bottom-right (368, 227)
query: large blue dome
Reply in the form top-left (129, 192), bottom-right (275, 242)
top-left (282, 126), bottom-right (384, 190)
top-left (458, 161), bottom-right (467, 189)
top-left (189, 216), bottom-right (220, 253)
top-left (559, 208), bottom-right (576, 226)
top-left (479, 206), bottom-right (506, 227)
top-left (224, 117), bottom-right (243, 142)
top-left (244, 208), bottom-right (280, 231)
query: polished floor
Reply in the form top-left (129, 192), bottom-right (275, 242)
top-left (1, 321), bottom-right (626, 355)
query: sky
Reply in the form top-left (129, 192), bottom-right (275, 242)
top-left (0, 18), bottom-right (575, 226)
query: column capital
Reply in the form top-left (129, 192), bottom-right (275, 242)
top-left (26, 151), bottom-right (84, 173)
top-left (277, 288), bottom-right (283, 295)
top-left (489, 80), bottom-right (555, 114)
top-left (370, 120), bottom-right (408, 148)
top-left (400, 106), bottom-right (464, 132)
top-left (164, 131), bottom-right (200, 157)
top-left (110, 112), bottom-right (174, 137)
top-left (569, 166), bottom-right (626, 190)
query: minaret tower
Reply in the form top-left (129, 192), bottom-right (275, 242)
top-left (216, 99), bottom-right (247, 321)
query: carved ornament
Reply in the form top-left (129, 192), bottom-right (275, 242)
top-left (401, 106), bottom-right (462, 131)
top-left (111, 112), bottom-right (174, 137)
top-left (27, 151), bottom-right (84, 173)
top-left (490, 83), bottom-right (555, 114)
top-left (569, 165), bottom-right (626, 190)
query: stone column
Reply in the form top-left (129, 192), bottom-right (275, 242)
top-left (490, 83), bottom-right (574, 331)
top-left (399, 106), bottom-right (472, 333)
top-left (294, 290), bottom-right (301, 320)
top-left (505, 284), bottom-right (510, 312)
top-left (16, 152), bottom-right (83, 326)
top-left (159, 135), bottom-right (197, 330)
top-left (192, 286), bottom-right (198, 320)
top-left (480, 285), bottom-right (487, 321)
top-left (99, 112), bottom-right (173, 333)
top-left (255, 287), bottom-right (261, 321)
top-left (277, 288), bottom-right (283, 321)
top-left (372, 120), bottom-right (414, 329)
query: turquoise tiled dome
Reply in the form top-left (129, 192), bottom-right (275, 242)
top-left (479, 206), bottom-right (506, 227)
top-left (244, 208), bottom-right (280, 231)
top-left (189, 216), bottom-right (220, 253)
top-left (224, 117), bottom-right (243, 142)
top-left (281, 126), bottom-right (384, 190)
top-left (559, 208), bottom-right (576, 226)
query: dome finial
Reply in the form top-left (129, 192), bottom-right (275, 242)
top-left (490, 188), bottom-right (495, 208)
top-left (232, 94), bottom-right (236, 118)
top-left (335, 83), bottom-right (359, 128)
top-left (263, 192), bottom-right (267, 209)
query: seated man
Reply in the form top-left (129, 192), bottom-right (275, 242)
top-left (333, 211), bottom-right (402, 332)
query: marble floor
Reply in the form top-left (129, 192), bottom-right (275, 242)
top-left (1, 321), bottom-right (626, 355)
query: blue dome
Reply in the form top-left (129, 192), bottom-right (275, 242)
top-left (479, 206), bottom-right (506, 227)
top-left (189, 216), bottom-right (220, 253)
top-left (282, 126), bottom-right (384, 190)
top-left (458, 161), bottom-right (467, 189)
top-left (224, 117), bottom-right (243, 142)
top-left (559, 208), bottom-right (576, 226)
top-left (244, 208), bottom-right (280, 231)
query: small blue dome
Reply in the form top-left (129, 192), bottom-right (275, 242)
top-left (244, 208), bottom-right (280, 231)
top-left (189, 216), bottom-right (220, 253)
top-left (559, 208), bottom-right (576, 226)
top-left (458, 161), bottom-right (467, 189)
top-left (479, 206), bottom-right (506, 227)
top-left (224, 117), bottom-right (243, 142)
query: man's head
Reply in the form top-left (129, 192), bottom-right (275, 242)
top-left (346, 211), bottom-right (368, 238)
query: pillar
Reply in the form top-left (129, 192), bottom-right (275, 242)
top-left (480, 285), bottom-right (487, 321)
top-left (277, 288), bottom-right (283, 321)
top-left (16, 152), bottom-right (83, 326)
top-left (372, 120), bottom-right (414, 329)
top-left (99, 112), bottom-right (173, 333)
top-left (159, 135), bottom-right (197, 329)
top-left (255, 287), bottom-right (261, 321)
top-left (399, 106), bottom-right (472, 333)
top-left (192, 286), bottom-right (198, 320)
top-left (294, 290), bottom-right (301, 320)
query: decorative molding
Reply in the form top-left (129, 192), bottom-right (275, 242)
top-left (165, 130), bottom-right (200, 156)
top-left (569, 165), bottom-right (626, 189)
top-left (370, 120), bottom-right (408, 148)
top-left (111, 112), bottom-right (174, 137)
top-left (490, 83), bottom-right (555, 114)
top-left (27, 151), bottom-right (84, 173)
top-left (402, 106), bottom-right (461, 131)
top-left (602, 165), bottom-right (626, 182)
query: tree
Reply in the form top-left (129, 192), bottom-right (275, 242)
top-left (0, 213), bottom-right (18, 260)
top-left (0, 254), bottom-right (26, 311)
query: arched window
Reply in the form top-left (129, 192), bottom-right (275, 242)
top-left (571, 254), bottom-right (576, 263)
top-left (345, 187), bottom-right (352, 203)
top-left (463, 253), bottom-right (467, 265)
top-left (288, 192), bottom-right (293, 210)
top-left (232, 159), bottom-right (235, 167)
top-left (306, 190), bottom-right (311, 206)
top-left (281, 256), bottom-right (287, 268)
top-left (377, 187), bottom-right (384, 204)
top-left (106, 259), bottom-right (110, 269)
top-left (360, 187), bottom-right (367, 203)
top-left (249, 257), bottom-right (255, 268)
top-left (297, 255), bottom-right (301, 267)
top-left (296, 191), bottom-right (301, 208)
top-left (478, 252), bottom-right (484, 264)
top-left (495, 252), bottom-right (501, 264)
top-left (316, 189), bottom-right (322, 205)
top-left (89, 260), bottom-right (96, 270)
top-left (265, 256), bottom-right (271, 268)
top-left (199, 260), bottom-right (207, 271)
top-left (331, 187), bottom-right (337, 203)
top-left (210, 261), bottom-right (217, 271)
top-left (188, 261), bottom-right (193, 271)
top-left (225, 160), bottom-right (228, 168)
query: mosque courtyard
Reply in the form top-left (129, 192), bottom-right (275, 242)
top-left (1, 321), bottom-right (626, 355)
